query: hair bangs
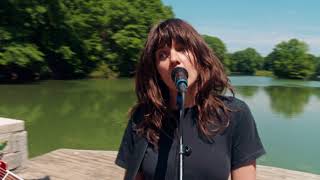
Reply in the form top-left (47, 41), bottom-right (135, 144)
top-left (153, 21), bottom-right (192, 52)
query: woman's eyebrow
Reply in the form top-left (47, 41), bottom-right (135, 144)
top-left (157, 46), bottom-right (169, 51)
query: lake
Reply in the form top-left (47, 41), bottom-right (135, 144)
top-left (0, 76), bottom-right (319, 174)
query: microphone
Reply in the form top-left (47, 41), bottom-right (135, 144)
top-left (171, 67), bottom-right (188, 92)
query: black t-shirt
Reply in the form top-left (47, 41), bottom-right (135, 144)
top-left (116, 97), bottom-right (266, 180)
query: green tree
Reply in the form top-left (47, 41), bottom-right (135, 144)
top-left (0, 1), bottom-right (47, 80)
top-left (0, 0), bottom-right (104, 79)
top-left (263, 52), bottom-right (275, 71)
top-left (0, 0), bottom-right (173, 80)
top-left (202, 35), bottom-right (230, 71)
top-left (0, 43), bottom-right (45, 80)
top-left (106, 0), bottom-right (173, 76)
top-left (229, 48), bottom-right (263, 74)
top-left (268, 39), bottom-right (315, 79)
top-left (315, 56), bottom-right (320, 78)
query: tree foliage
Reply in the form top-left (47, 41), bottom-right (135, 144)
top-left (267, 39), bottom-right (315, 79)
top-left (315, 56), bottom-right (320, 77)
top-left (1, 1), bottom-right (319, 81)
top-left (202, 35), bottom-right (230, 70)
top-left (0, 0), bottom-right (173, 81)
top-left (229, 48), bottom-right (263, 74)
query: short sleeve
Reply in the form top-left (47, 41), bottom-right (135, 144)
top-left (115, 119), bottom-right (134, 169)
top-left (231, 101), bottom-right (266, 170)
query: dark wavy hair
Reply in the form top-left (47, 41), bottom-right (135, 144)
top-left (130, 18), bottom-right (234, 147)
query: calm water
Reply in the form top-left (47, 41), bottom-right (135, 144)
top-left (0, 76), bottom-right (319, 174)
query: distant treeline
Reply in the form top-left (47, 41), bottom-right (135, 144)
top-left (203, 36), bottom-right (320, 80)
top-left (0, 0), bottom-right (319, 82)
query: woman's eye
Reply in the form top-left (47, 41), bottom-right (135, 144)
top-left (158, 51), bottom-right (168, 60)
top-left (176, 46), bottom-right (186, 52)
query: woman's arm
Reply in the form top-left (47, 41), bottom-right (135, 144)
top-left (231, 160), bottom-right (256, 180)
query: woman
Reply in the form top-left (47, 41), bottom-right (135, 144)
top-left (115, 18), bottom-right (265, 180)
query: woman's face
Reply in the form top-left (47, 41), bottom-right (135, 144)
top-left (155, 41), bottom-right (198, 93)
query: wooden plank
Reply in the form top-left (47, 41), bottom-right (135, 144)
top-left (13, 149), bottom-right (320, 180)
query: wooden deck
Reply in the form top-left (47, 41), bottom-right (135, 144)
top-left (13, 149), bottom-right (320, 180)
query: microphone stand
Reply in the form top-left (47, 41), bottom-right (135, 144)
top-left (177, 91), bottom-right (185, 180)
top-left (171, 67), bottom-right (191, 180)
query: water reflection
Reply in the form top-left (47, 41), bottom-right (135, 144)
top-left (234, 84), bottom-right (320, 174)
top-left (0, 79), bottom-right (136, 157)
top-left (235, 86), bottom-right (259, 98)
top-left (264, 86), bottom-right (313, 118)
top-left (1, 81), bottom-right (319, 156)
top-left (314, 89), bottom-right (320, 100)
top-left (235, 86), bottom-right (320, 118)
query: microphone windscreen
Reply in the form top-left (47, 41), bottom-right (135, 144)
top-left (171, 67), bottom-right (188, 83)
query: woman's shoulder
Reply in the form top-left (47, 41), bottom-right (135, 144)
top-left (218, 95), bottom-right (254, 125)
top-left (218, 95), bottom-right (249, 110)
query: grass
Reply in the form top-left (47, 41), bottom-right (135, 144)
top-left (255, 70), bottom-right (274, 77)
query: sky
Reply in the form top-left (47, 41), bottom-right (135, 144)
top-left (162, 0), bottom-right (320, 56)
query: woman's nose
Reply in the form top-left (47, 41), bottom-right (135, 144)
top-left (169, 49), bottom-right (180, 65)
